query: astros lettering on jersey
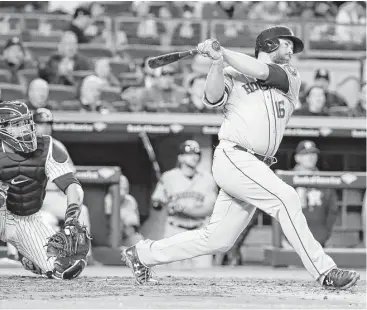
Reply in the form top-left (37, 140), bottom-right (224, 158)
top-left (203, 63), bottom-right (301, 157)
top-left (152, 167), bottom-right (217, 229)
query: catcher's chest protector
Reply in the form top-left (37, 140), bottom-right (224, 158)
top-left (0, 136), bottom-right (50, 216)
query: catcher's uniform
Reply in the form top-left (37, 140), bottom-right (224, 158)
top-left (152, 167), bottom-right (217, 268)
top-left (136, 62), bottom-right (337, 282)
top-left (0, 135), bottom-right (77, 275)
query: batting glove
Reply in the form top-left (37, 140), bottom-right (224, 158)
top-left (197, 39), bottom-right (222, 60)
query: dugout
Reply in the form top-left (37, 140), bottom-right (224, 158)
top-left (264, 171), bottom-right (366, 269)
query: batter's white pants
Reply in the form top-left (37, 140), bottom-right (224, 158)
top-left (0, 207), bottom-right (56, 274)
top-left (163, 222), bottom-right (213, 269)
top-left (136, 141), bottom-right (336, 282)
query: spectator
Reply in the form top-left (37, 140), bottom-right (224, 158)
top-left (182, 75), bottom-right (218, 113)
top-left (203, 1), bottom-right (250, 20)
top-left (335, 1), bottom-right (366, 44)
top-left (105, 175), bottom-right (143, 247)
top-left (67, 6), bottom-right (93, 43)
top-left (57, 31), bottom-right (92, 72)
top-left (2, 37), bottom-right (36, 86)
top-left (248, 1), bottom-right (290, 21)
top-left (282, 140), bottom-right (339, 248)
top-left (122, 65), bottom-right (186, 113)
top-left (84, 2), bottom-right (108, 43)
top-left (38, 54), bottom-right (74, 86)
top-left (348, 83), bottom-right (366, 117)
top-left (94, 58), bottom-right (120, 88)
top-left (26, 78), bottom-right (53, 110)
top-left (313, 68), bottom-right (348, 108)
top-left (76, 75), bottom-right (114, 113)
top-left (120, 86), bottom-right (146, 112)
top-left (295, 85), bottom-right (329, 116)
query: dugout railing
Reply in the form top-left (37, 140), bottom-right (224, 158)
top-left (264, 170), bottom-right (366, 268)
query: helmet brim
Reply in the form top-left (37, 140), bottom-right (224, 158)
top-left (278, 35), bottom-right (304, 54)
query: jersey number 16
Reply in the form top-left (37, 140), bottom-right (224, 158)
top-left (276, 100), bottom-right (285, 119)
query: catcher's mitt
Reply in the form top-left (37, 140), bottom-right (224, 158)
top-left (46, 219), bottom-right (91, 280)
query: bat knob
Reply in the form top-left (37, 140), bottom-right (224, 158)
top-left (211, 40), bottom-right (221, 51)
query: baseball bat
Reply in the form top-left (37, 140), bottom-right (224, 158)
top-left (139, 131), bottom-right (162, 181)
top-left (147, 40), bottom-right (221, 69)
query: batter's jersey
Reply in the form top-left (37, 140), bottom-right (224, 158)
top-left (152, 168), bottom-right (217, 228)
top-left (203, 63), bottom-right (301, 157)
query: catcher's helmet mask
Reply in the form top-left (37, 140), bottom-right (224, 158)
top-left (255, 26), bottom-right (304, 58)
top-left (0, 101), bottom-right (37, 153)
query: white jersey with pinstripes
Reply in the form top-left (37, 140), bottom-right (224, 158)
top-left (0, 136), bottom-right (74, 274)
top-left (203, 64), bottom-right (301, 157)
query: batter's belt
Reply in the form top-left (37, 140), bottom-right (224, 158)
top-left (233, 145), bottom-right (277, 166)
top-left (168, 220), bottom-right (203, 230)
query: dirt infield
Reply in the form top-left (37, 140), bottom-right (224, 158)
top-left (0, 265), bottom-right (365, 309)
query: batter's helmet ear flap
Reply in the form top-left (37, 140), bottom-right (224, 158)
top-left (260, 38), bottom-right (280, 54)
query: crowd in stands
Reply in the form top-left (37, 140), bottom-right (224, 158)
top-left (0, 1), bottom-right (365, 117)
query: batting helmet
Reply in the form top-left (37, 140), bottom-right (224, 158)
top-left (0, 101), bottom-right (37, 153)
top-left (179, 140), bottom-right (201, 156)
top-left (255, 25), bottom-right (304, 58)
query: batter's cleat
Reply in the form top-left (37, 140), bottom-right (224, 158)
top-left (122, 246), bottom-right (157, 285)
top-left (323, 268), bottom-right (360, 290)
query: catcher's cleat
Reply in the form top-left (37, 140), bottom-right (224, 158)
top-left (122, 246), bottom-right (157, 285)
top-left (323, 268), bottom-right (360, 290)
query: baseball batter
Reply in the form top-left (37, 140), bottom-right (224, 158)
top-left (0, 101), bottom-right (87, 279)
top-left (151, 140), bottom-right (217, 268)
top-left (123, 26), bottom-right (360, 290)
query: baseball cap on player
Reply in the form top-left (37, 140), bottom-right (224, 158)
top-left (33, 108), bottom-right (53, 124)
top-left (315, 68), bottom-right (330, 81)
top-left (255, 25), bottom-right (304, 58)
top-left (295, 140), bottom-right (320, 155)
top-left (179, 140), bottom-right (201, 156)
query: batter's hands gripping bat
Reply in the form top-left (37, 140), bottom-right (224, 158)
top-left (147, 40), bottom-right (221, 69)
top-left (139, 131), bottom-right (162, 181)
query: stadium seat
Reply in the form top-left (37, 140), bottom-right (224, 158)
top-left (0, 69), bottom-right (10, 83)
top-left (101, 88), bottom-right (122, 103)
top-left (170, 21), bottom-right (204, 46)
top-left (110, 100), bottom-right (129, 112)
top-left (116, 44), bottom-right (177, 62)
top-left (0, 83), bottom-right (25, 101)
top-left (72, 70), bottom-right (95, 84)
top-left (104, 1), bottom-right (134, 16)
top-left (23, 14), bottom-right (70, 32)
top-left (0, 58), bottom-right (8, 70)
top-left (59, 100), bottom-right (81, 111)
top-left (109, 60), bottom-right (135, 76)
top-left (18, 68), bottom-right (38, 86)
top-left (24, 42), bottom-right (57, 59)
top-left (119, 72), bottom-right (143, 87)
top-left (48, 84), bottom-right (76, 103)
top-left (79, 44), bottom-right (114, 59)
top-left (28, 32), bottom-right (62, 43)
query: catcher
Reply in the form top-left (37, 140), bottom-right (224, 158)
top-left (0, 100), bottom-right (91, 279)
